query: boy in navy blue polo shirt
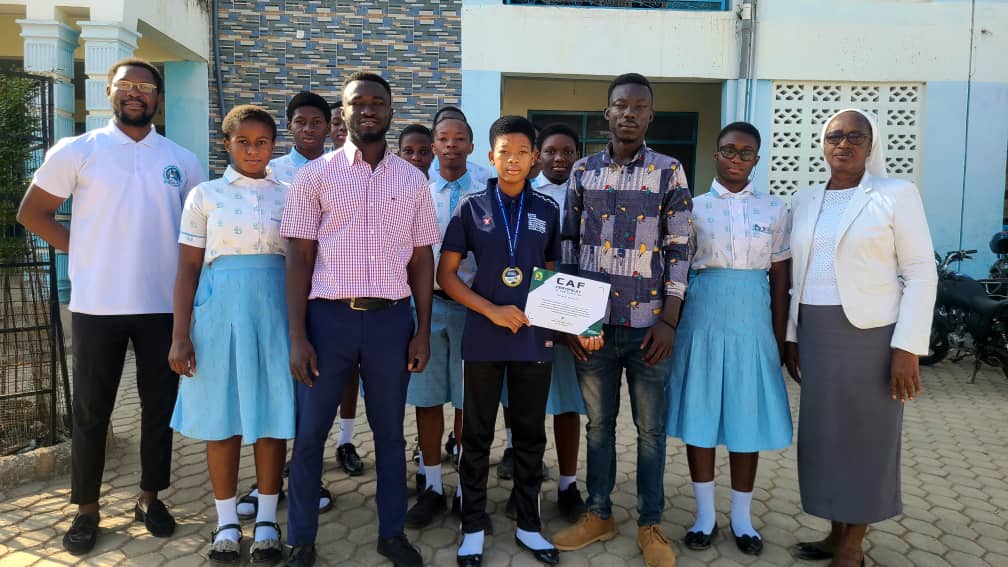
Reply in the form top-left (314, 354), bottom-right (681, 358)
top-left (438, 116), bottom-right (561, 566)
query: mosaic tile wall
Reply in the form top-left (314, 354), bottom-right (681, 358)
top-left (208, 0), bottom-right (462, 175)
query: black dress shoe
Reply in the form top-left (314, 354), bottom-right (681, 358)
top-left (683, 523), bottom-right (718, 551)
top-left (414, 471), bottom-right (426, 495)
top-left (405, 487), bottom-right (447, 528)
top-left (457, 553), bottom-right (482, 566)
top-left (515, 536), bottom-right (560, 565)
top-left (496, 448), bottom-right (514, 480)
top-left (557, 484), bottom-right (588, 524)
top-left (377, 533), bottom-right (423, 567)
top-left (337, 443), bottom-right (364, 476)
top-left (730, 523), bottom-right (763, 556)
top-left (284, 544), bottom-right (316, 567)
top-left (134, 498), bottom-right (176, 537)
top-left (62, 513), bottom-right (99, 556)
top-left (791, 540), bottom-right (834, 560)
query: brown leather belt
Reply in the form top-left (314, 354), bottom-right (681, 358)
top-left (338, 297), bottom-right (405, 311)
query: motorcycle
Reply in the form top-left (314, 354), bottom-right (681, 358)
top-left (920, 249), bottom-right (1008, 383)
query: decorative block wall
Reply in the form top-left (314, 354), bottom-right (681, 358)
top-left (768, 81), bottom-right (924, 199)
top-left (209, 0), bottom-right (462, 175)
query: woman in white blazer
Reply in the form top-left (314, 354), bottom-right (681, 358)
top-left (783, 109), bottom-right (937, 567)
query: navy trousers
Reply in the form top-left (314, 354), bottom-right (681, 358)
top-left (287, 299), bottom-right (414, 544)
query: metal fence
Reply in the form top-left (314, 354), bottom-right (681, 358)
top-left (0, 71), bottom-right (70, 455)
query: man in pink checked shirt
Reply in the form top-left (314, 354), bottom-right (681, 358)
top-left (280, 72), bottom-right (440, 567)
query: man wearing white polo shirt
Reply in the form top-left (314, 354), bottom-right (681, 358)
top-left (18, 58), bottom-right (205, 556)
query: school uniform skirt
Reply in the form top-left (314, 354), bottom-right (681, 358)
top-left (797, 304), bottom-right (902, 524)
top-left (170, 254), bottom-right (296, 443)
top-left (666, 268), bottom-right (792, 452)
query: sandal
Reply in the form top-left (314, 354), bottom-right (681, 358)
top-left (237, 484), bottom-right (286, 519)
top-left (208, 523), bottom-right (242, 564)
top-left (250, 521), bottom-right (283, 564)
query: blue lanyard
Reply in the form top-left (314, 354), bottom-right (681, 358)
top-left (495, 187), bottom-right (525, 267)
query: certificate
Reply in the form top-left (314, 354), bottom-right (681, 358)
top-left (525, 267), bottom-right (610, 337)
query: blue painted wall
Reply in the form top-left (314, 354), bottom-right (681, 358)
top-left (461, 69), bottom-right (502, 171)
top-left (164, 61), bottom-right (210, 172)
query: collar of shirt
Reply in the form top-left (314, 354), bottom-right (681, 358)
top-left (710, 178), bottom-right (754, 199)
top-left (222, 164), bottom-right (279, 185)
top-left (287, 146), bottom-right (313, 169)
top-left (434, 170), bottom-right (472, 193)
top-left (340, 138), bottom-right (392, 170)
top-left (107, 119), bottom-right (161, 148)
top-left (600, 141), bottom-right (649, 168)
top-left (531, 172), bottom-right (552, 190)
top-left (488, 177), bottom-right (532, 204)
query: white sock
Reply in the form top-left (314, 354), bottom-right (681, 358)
top-left (214, 497), bottom-right (240, 542)
top-left (338, 418), bottom-right (355, 446)
top-left (254, 492), bottom-right (279, 541)
top-left (690, 481), bottom-right (716, 534)
top-left (236, 487), bottom-right (258, 517)
top-left (318, 486), bottom-right (332, 511)
top-left (458, 530), bottom-right (484, 556)
top-left (558, 475), bottom-right (576, 491)
top-left (731, 490), bottom-right (759, 538)
top-left (517, 528), bottom-right (554, 551)
top-left (423, 464), bottom-right (443, 494)
top-left (506, 428), bottom-right (513, 449)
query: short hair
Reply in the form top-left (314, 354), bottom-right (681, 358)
top-left (432, 105), bottom-right (466, 128)
top-left (342, 71), bottom-right (392, 101)
top-left (398, 123), bottom-right (432, 146)
top-left (488, 115), bottom-right (536, 148)
top-left (222, 104), bottom-right (277, 140)
top-left (536, 123), bottom-right (580, 151)
top-left (434, 116), bottom-right (474, 143)
top-left (286, 91), bottom-right (331, 123)
top-left (716, 121), bottom-right (762, 149)
top-left (329, 98), bottom-right (342, 110)
top-left (607, 73), bottom-right (653, 102)
top-left (107, 57), bottom-right (163, 93)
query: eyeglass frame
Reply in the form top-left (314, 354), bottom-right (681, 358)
top-left (823, 130), bottom-right (870, 146)
top-left (112, 80), bottom-right (158, 94)
top-left (716, 146), bottom-right (759, 162)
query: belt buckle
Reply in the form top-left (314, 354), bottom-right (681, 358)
top-left (348, 297), bottom-right (367, 311)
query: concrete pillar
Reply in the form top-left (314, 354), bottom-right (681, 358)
top-left (18, 20), bottom-right (79, 141)
top-left (77, 21), bottom-right (140, 131)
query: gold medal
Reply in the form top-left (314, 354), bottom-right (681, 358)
top-left (502, 266), bottom-right (523, 287)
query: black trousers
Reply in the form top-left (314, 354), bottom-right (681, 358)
top-left (70, 313), bottom-right (178, 505)
top-left (459, 360), bottom-right (551, 533)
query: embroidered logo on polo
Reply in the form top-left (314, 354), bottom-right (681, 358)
top-left (163, 165), bottom-right (182, 188)
top-left (527, 213), bottom-right (547, 234)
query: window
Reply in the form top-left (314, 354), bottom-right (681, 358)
top-left (528, 110), bottom-right (699, 191)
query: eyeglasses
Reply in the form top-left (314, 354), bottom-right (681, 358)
top-left (823, 131), bottom-right (869, 146)
top-left (717, 146), bottom-right (758, 162)
top-left (113, 80), bottom-right (157, 94)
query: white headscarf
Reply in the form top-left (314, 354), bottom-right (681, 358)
top-left (820, 108), bottom-right (888, 179)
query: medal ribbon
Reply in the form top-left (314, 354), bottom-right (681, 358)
top-left (495, 186), bottom-right (525, 268)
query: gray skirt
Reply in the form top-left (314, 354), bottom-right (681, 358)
top-left (797, 304), bottom-right (903, 524)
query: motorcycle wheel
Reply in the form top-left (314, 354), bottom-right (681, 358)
top-left (920, 325), bottom-right (950, 365)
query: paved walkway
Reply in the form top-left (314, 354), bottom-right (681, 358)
top-left (1, 356), bottom-right (1006, 566)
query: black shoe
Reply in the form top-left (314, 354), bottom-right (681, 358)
top-left (683, 523), bottom-right (718, 551)
top-left (405, 487), bottom-right (447, 529)
top-left (284, 544), bottom-right (316, 567)
top-left (557, 484), bottom-right (588, 524)
top-left (730, 522), bottom-right (763, 556)
top-left (414, 471), bottom-right (426, 495)
top-left (457, 553), bottom-right (482, 566)
top-left (515, 536), bottom-right (560, 565)
top-left (62, 513), bottom-right (99, 556)
top-left (445, 431), bottom-right (457, 460)
top-left (791, 540), bottom-right (834, 560)
top-left (134, 498), bottom-right (176, 537)
top-left (377, 533), bottom-right (423, 567)
top-left (496, 448), bottom-right (514, 480)
top-left (337, 443), bottom-right (364, 476)
top-left (250, 521), bottom-right (283, 564)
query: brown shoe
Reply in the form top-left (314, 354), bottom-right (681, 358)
top-left (638, 525), bottom-right (677, 567)
top-left (552, 512), bottom-right (617, 551)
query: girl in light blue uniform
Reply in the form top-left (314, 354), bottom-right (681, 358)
top-left (666, 122), bottom-right (793, 557)
top-left (168, 105), bottom-right (294, 565)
